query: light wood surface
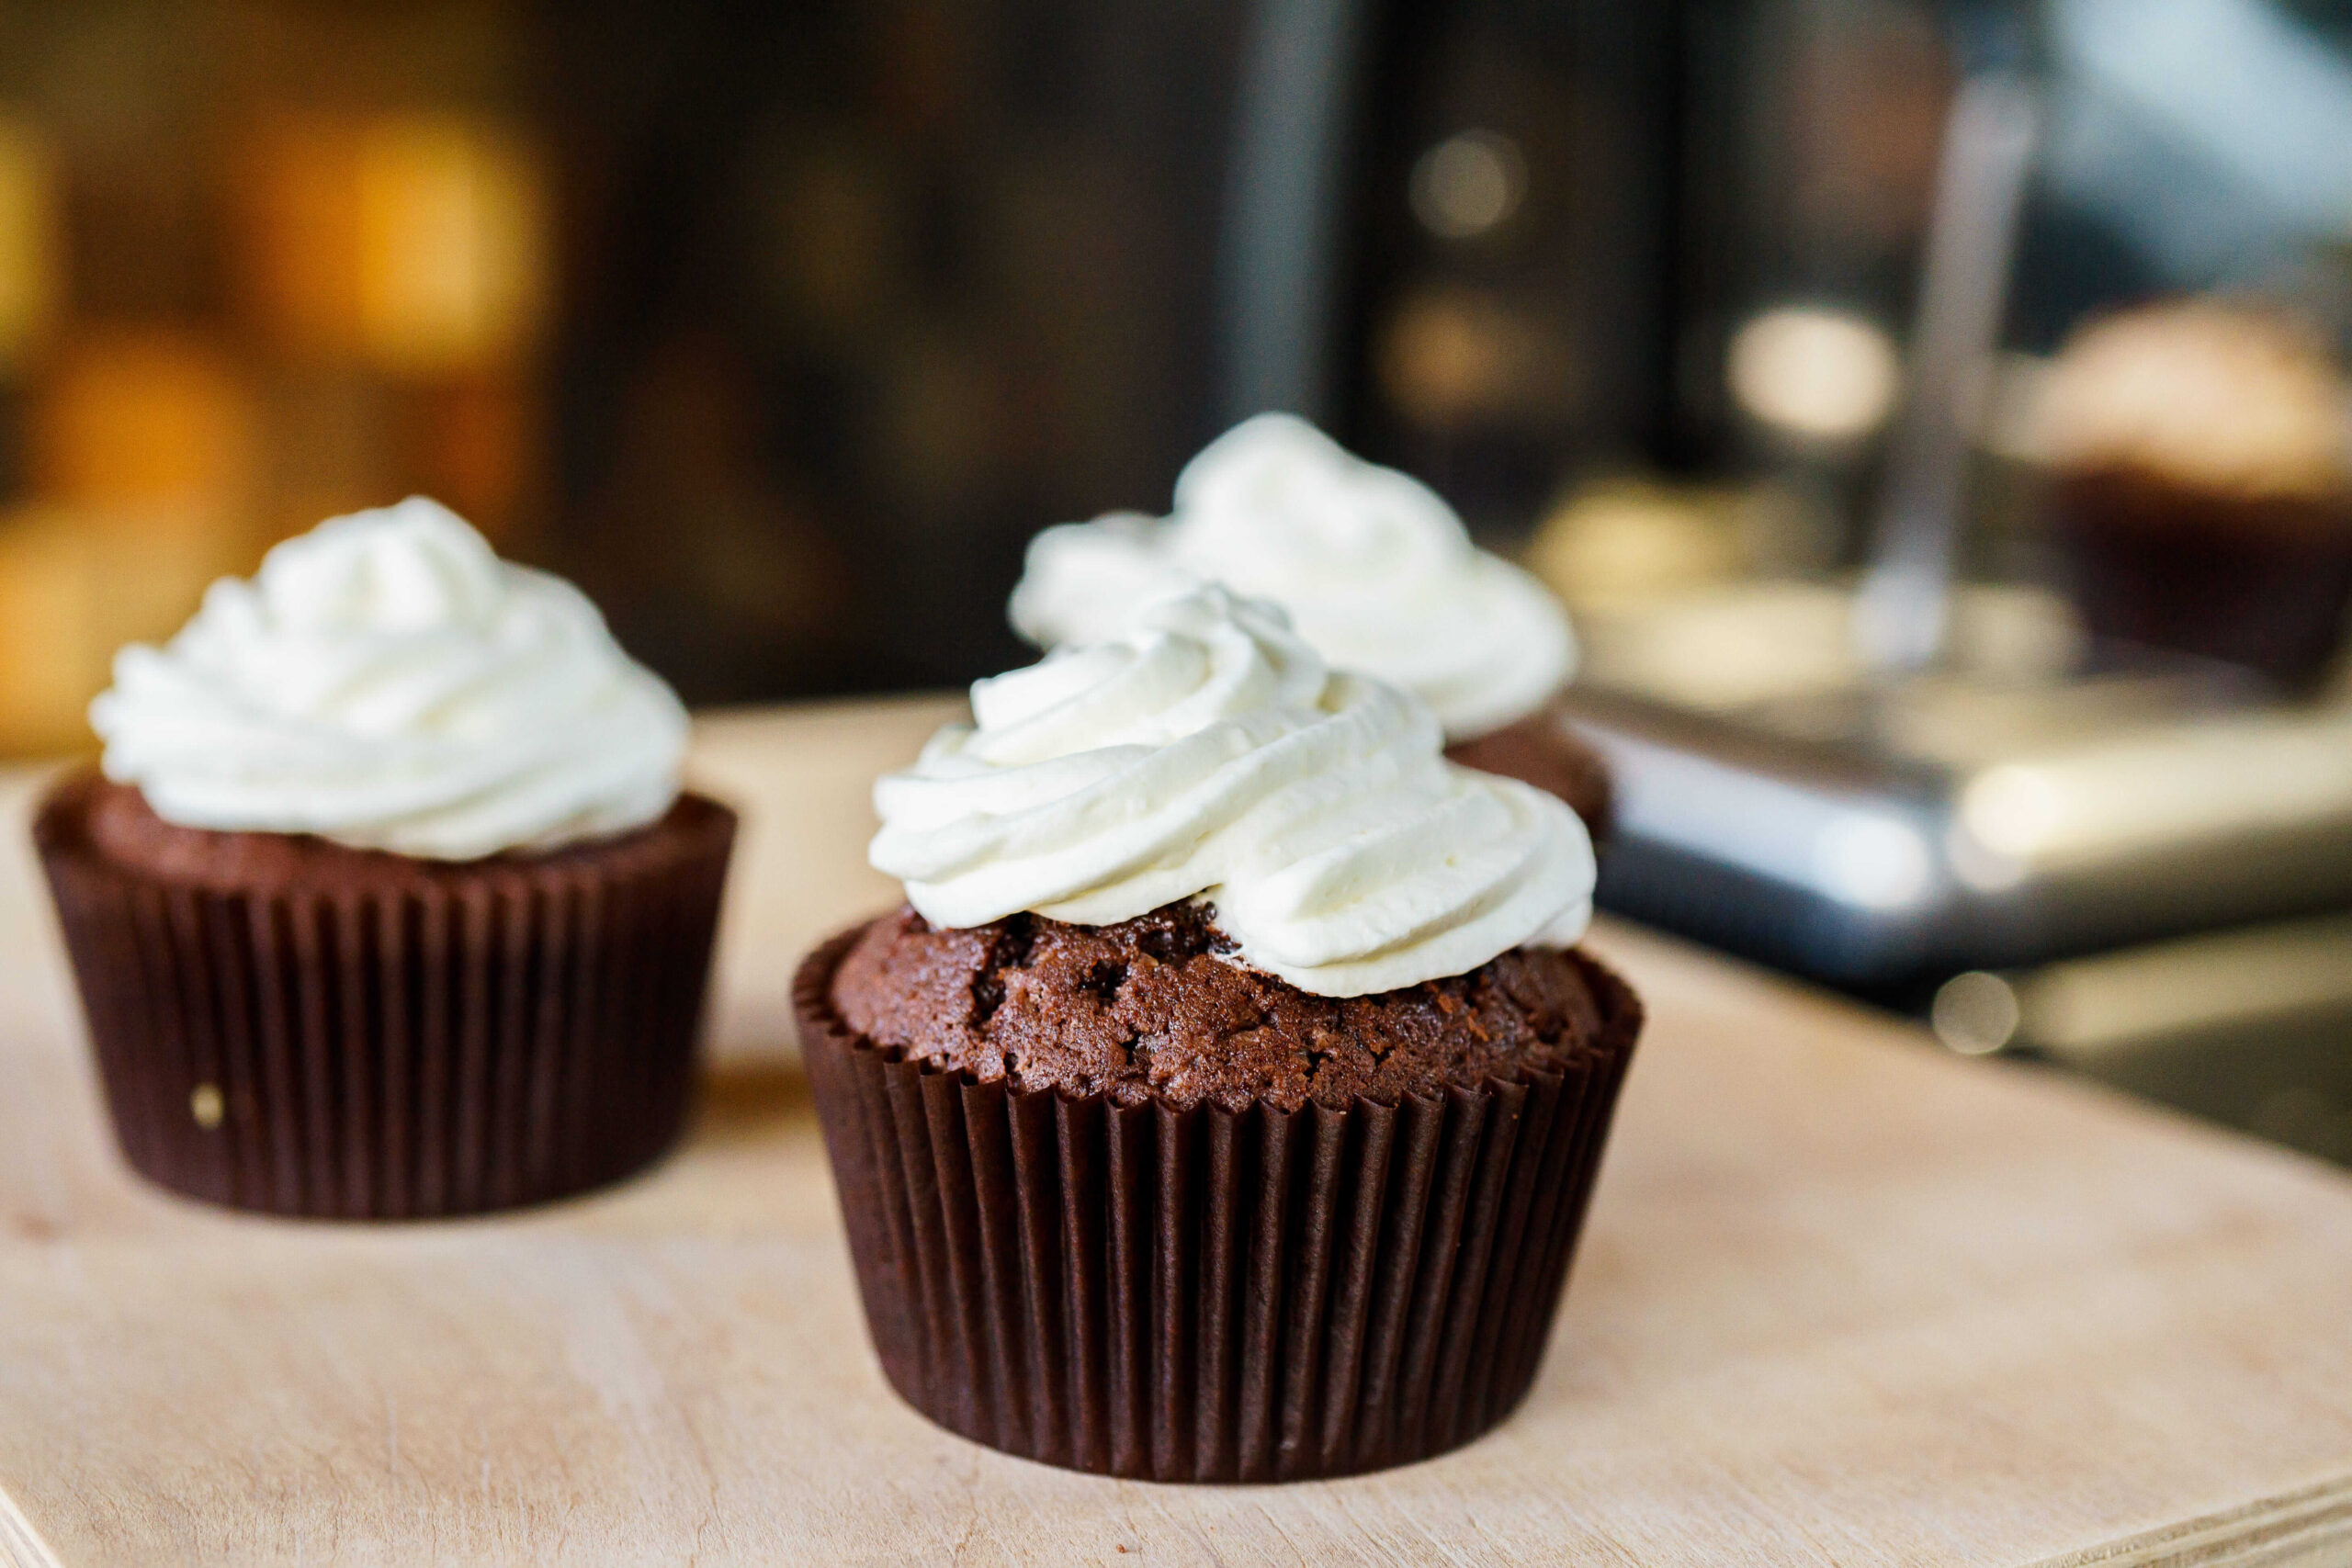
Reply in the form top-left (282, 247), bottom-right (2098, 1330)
top-left (2, 699), bottom-right (2350, 1566)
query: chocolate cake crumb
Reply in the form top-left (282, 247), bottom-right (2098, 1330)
top-left (830, 901), bottom-right (1607, 1112)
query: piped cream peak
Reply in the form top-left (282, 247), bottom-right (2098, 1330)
top-left (1009, 413), bottom-right (1575, 740)
top-left (92, 497), bottom-right (687, 861)
top-left (872, 585), bottom-right (1594, 997)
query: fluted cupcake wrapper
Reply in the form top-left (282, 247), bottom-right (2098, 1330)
top-left (35, 775), bottom-right (736, 1220)
top-left (795, 923), bottom-right (1643, 1482)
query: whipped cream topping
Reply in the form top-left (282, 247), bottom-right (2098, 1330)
top-left (1008, 413), bottom-right (1576, 741)
top-left (872, 586), bottom-right (1593, 997)
top-left (92, 497), bottom-right (688, 861)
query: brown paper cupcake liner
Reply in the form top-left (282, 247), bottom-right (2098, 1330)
top-left (795, 921), bottom-right (1643, 1482)
top-left (2051, 467), bottom-right (2352, 687)
top-left (35, 773), bottom-right (736, 1219)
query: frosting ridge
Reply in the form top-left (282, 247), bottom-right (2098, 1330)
top-left (873, 586), bottom-right (1593, 996)
top-left (1008, 412), bottom-right (1576, 739)
top-left (91, 497), bottom-right (688, 861)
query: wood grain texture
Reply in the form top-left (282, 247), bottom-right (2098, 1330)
top-left (1, 701), bottom-right (2350, 1566)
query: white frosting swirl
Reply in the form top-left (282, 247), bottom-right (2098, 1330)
top-left (1008, 413), bottom-right (1576, 740)
top-left (873, 586), bottom-right (1593, 997)
top-left (91, 497), bottom-right (688, 861)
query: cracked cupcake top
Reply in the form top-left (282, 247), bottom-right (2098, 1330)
top-left (829, 901), bottom-right (1608, 1112)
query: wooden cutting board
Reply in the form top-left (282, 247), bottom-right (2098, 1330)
top-left (1, 699), bottom-right (2348, 1566)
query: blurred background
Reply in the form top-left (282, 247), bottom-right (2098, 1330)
top-left (2, 0), bottom-right (2351, 1160)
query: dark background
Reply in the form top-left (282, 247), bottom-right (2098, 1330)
top-left (0, 0), bottom-right (2347, 743)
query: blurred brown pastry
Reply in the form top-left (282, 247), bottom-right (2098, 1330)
top-left (2040, 300), bottom-right (2352, 687)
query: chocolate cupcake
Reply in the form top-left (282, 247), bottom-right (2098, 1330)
top-left (1008, 412), bottom-right (1612, 837)
top-left (2040, 301), bottom-right (2352, 687)
top-left (799, 587), bottom-right (1639, 1480)
top-left (36, 498), bottom-right (735, 1218)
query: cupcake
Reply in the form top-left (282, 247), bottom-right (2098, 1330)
top-left (1008, 412), bottom-right (1612, 836)
top-left (35, 498), bottom-right (735, 1219)
top-left (797, 587), bottom-right (1641, 1480)
top-left (2039, 301), bottom-right (2352, 687)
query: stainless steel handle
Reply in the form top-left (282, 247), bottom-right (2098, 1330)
top-left (1854, 73), bottom-right (2041, 671)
